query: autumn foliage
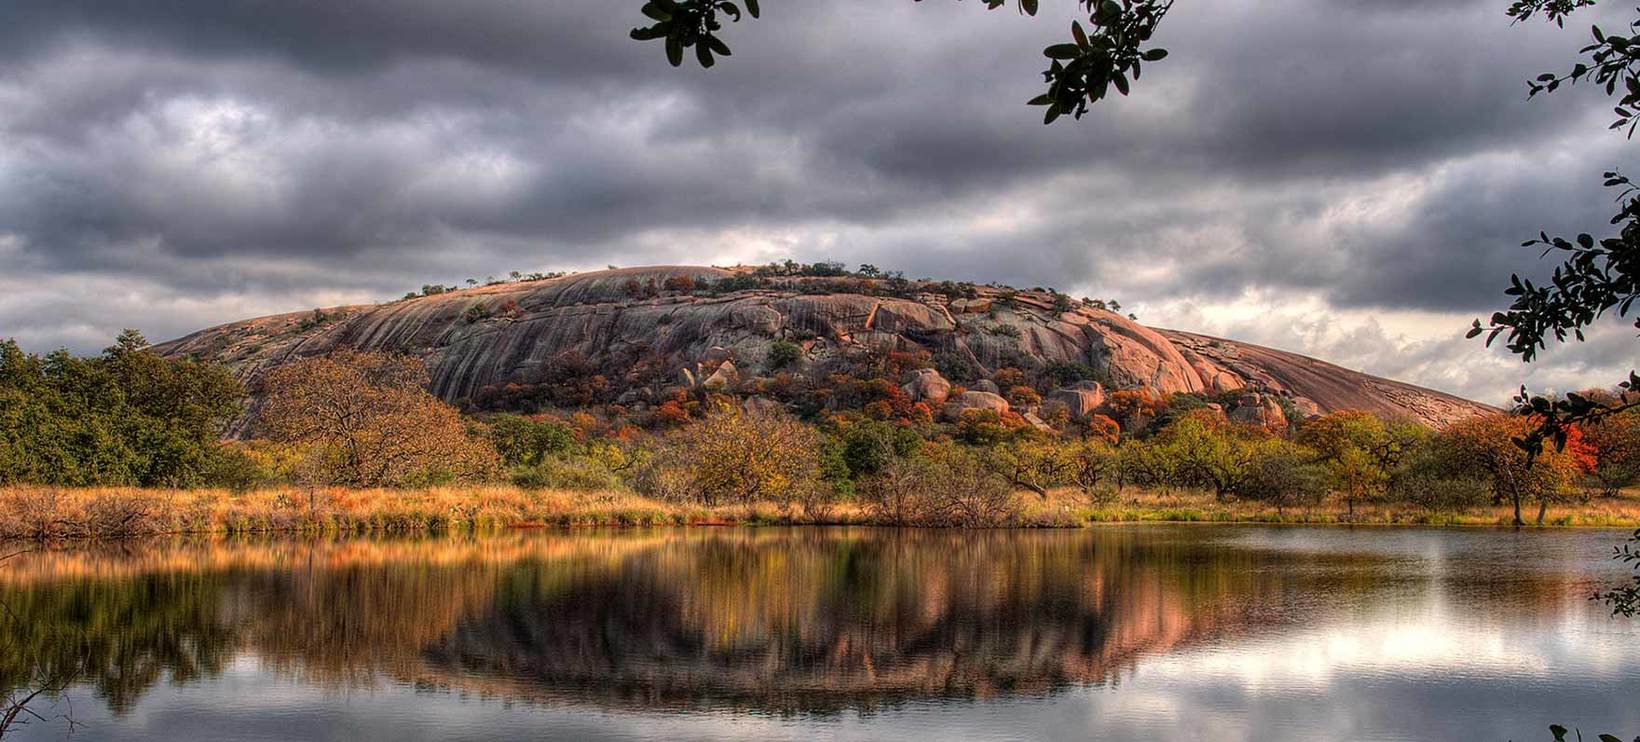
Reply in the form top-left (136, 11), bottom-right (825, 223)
top-left (259, 350), bottom-right (497, 487)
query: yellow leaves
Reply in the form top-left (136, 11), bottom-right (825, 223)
top-left (258, 349), bottom-right (498, 487)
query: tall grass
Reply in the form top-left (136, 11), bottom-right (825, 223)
top-left (2, 485), bottom-right (1637, 541)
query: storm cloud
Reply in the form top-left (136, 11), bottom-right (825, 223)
top-left (0, 0), bottom-right (1633, 403)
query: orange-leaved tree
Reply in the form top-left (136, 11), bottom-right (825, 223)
top-left (258, 349), bottom-right (497, 487)
top-left (1431, 413), bottom-right (1584, 527)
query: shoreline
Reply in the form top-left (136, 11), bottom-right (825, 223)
top-left (3, 485), bottom-right (1638, 541)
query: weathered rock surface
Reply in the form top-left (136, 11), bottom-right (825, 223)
top-left (946, 391), bottom-right (1010, 418)
top-left (1048, 382), bottom-right (1107, 421)
top-left (901, 368), bottom-right (952, 405)
top-left (154, 265), bottom-right (1492, 432)
top-left (1226, 392), bottom-right (1288, 431)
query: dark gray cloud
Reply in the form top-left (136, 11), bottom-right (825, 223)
top-left (0, 0), bottom-right (1633, 401)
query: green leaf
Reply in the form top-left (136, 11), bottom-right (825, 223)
top-left (665, 33), bottom-right (684, 67)
top-left (745, 0), bottom-right (760, 18)
top-left (1027, 93), bottom-right (1054, 106)
top-left (630, 24), bottom-right (668, 41)
top-left (696, 42), bottom-right (715, 68)
top-left (642, 2), bottom-right (673, 21)
top-left (1045, 43), bottom-right (1083, 60)
top-left (1072, 20), bottom-right (1090, 48)
top-left (1021, 0), bottom-right (1039, 16)
top-left (1142, 48), bottom-right (1169, 61)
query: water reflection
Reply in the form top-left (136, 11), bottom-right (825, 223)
top-left (0, 527), bottom-right (1634, 740)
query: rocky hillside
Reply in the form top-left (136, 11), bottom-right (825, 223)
top-left (154, 266), bottom-right (1490, 432)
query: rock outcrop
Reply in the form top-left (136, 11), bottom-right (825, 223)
top-left (153, 265), bottom-right (1492, 432)
top-left (1048, 382), bottom-right (1107, 421)
top-left (901, 368), bottom-right (952, 405)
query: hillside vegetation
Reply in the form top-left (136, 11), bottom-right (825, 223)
top-left (3, 263), bottom-right (1637, 536)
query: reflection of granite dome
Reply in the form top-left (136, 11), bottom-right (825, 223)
top-left (154, 265), bottom-right (1489, 431)
top-left (414, 529), bottom-right (1254, 712)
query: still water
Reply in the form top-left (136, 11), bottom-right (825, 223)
top-left (0, 526), bottom-right (1635, 741)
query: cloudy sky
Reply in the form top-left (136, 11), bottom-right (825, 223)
top-left (0, 0), bottom-right (1634, 404)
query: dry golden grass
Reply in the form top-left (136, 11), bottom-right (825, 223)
top-left (1020, 486), bottom-right (1640, 528)
top-left (2, 484), bottom-right (1637, 540)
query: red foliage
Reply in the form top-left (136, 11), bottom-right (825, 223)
top-left (1564, 425), bottom-right (1599, 474)
top-left (1087, 414), bottom-right (1121, 444)
top-left (655, 400), bottom-right (690, 427)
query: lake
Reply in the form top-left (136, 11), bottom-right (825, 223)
top-left (1, 526), bottom-right (1635, 741)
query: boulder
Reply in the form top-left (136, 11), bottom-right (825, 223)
top-left (703, 346), bottom-right (735, 366)
top-left (972, 379), bottom-right (1001, 395)
top-left (945, 390), bottom-right (1010, 418)
top-left (702, 361), bottom-right (738, 391)
top-left (901, 368), bottom-right (952, 405)
top-left (1228, 392), bottom-right (1288, 430)
top-left (1047, 381), bottom-right (1106, 421)
top-left (1022, 411), bottom-right (1053, 432)
top-left (950, 298), bottom-right (993, 314)
top-left (1291, 396), bottom-right (1325, 420)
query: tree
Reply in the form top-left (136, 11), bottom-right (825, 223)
top-left (629, 1), bottom-right (1173, 124)
top-left (1431, 413), bottom-right (1583, 526)
top-left (635, 405), bottom-right (820, 505)
top-left (1297, 411), bottom-right (1426, 519)
top-left (258, 349), bottom-right (497, 487)
top-left (485, 414), bottom-right (577, 467)
top-left (1576, 389), bottom-right (1640, 496)
top-left (0, 331), bottom-right (243, 487)
top-left (1155, 409), bottom-right (1263, 501)
top-left (1240, 440), bottom-right (1331, 516)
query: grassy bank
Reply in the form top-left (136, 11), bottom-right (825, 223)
top-left (3, 485), bottom-right (1639, 540)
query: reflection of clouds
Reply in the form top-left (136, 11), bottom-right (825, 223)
top-left (1140, 609), bottom-right (1640, 691)
top-left (8, 527), bottom-right (1640, 742)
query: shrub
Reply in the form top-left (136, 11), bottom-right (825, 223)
top-left (956, 408), bottom-right (1012, 445)
top-left (510, 456), bottom-right (623, 492)
top-left (838, 419), bottom-right (923, 478)
top-left (862, 444), bottom-right (1019, 526)
top-left (1240, 442), bottom-right (1330, 514)
top-left (932, 350), bottom-right (980, 384)
top-left (766, 340), bottom-right (803, 370)
top-left (1044, 361), bottom-right (1103, 387)
top-left (486, 414), bottom-right (576, 467)
top-left (1393, 474), bottom-right (1493, 512)
top-left (1087, 414), bottom-right (1121, 445)
top-left (1006, 385), bottom-right (1042, 408)
top-left (633, 407), bottom-right (820, 506)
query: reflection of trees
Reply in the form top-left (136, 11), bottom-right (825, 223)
top-left (419, 529), bottom-right (1303, 711)
top-left (0, 571), bottom-right (238, 715)
top-left (0, 528), bottom-right (1598, 723)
